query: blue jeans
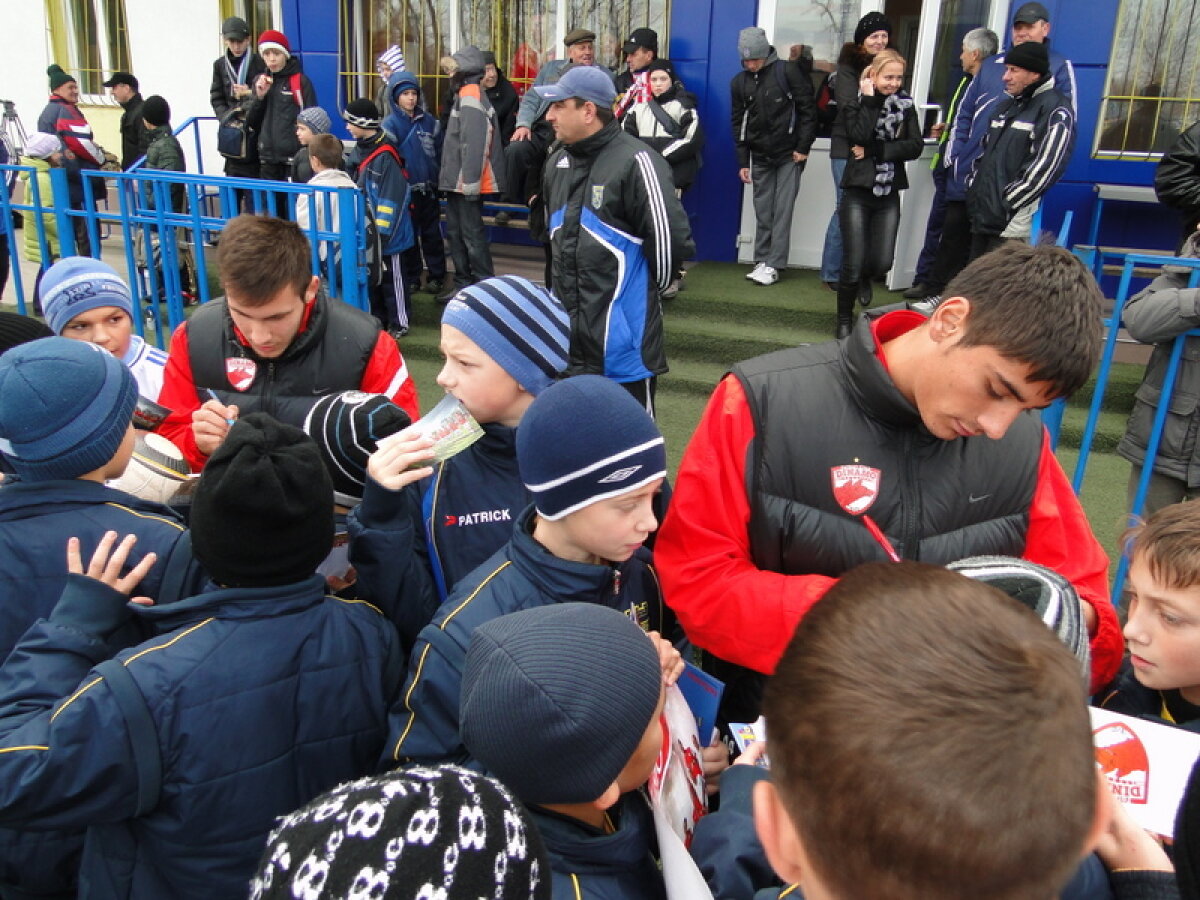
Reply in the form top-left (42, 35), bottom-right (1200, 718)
top-left (820, 156), bottom-right (847, 282)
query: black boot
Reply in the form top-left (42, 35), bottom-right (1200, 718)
top-left (858, 277), bottom-right (873, 308)
top-left (835, 282), bottom-right (856, 339)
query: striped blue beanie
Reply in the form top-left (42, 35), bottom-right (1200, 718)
top-left (41, 257), bottom-right (134, 336)
top-left (517, 375), bottom-right (666, 520)
top-left (441, 276), bottom-right (569, 396)
top-left (0, 337), bottom-right (136, 481)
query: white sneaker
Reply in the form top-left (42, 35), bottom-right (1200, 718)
top-left (908, 295), bottom-right (941, 315)
top-left (746, 262), bottom-right (766, 281)
top-left (750, 265), bottom-right (779, 286)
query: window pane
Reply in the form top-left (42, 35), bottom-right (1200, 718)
top-left (922, 0), bottom-right (989, 119)
top-left (462, 0), bottom-right (556, 94)
top-left (564, 0), bottom-right (669, 72)
top-left (1098, 0), bottom-right (1200, 157)
top-left (340, 0), bottom-right (454, 115)
top-left (773, 0), bottom-right (860, 74)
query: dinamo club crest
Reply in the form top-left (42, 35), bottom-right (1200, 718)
top-left (1094, 721), bottom-right (1150, 805)
top-left (225, 357), bottom-right (258, 392)
top-left (830, 464), bottom-right (881, 515)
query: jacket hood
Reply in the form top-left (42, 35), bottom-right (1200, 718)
top-left (388, 69), bottom-right (421, 105)
top-left (452, 46), bottom-right (486, 76)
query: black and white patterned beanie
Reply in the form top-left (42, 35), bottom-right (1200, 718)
top-left (250, 764), bottom-right (551, 900)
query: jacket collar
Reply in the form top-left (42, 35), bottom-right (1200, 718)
top-left (0, 477), bottom-right (184, 523)
top-left (134, 573), bottom-right (328, 631)
top-left (529, 793), bottom-right (656, 873)
top-left (506, 504), bottom-right (628, 603)
top-left (841, 310), bottom-right (927, 430)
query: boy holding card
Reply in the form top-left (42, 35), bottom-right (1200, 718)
top-left (1098, 501), bottom-right (1200, 731)
top-left (461, 603), bottom-right (669, 899)
top-left (382, 374), bottom-right (677, 768)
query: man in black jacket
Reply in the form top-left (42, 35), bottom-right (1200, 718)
top-left (731, 27), bottom-right (816, 286)
top-left (965, 41), bottom-right (1073, 260)
top-left (210, 16), bottom-right (265, 213)
top-left (539, 65), bottom-right (693, 414)
top-left (1155, 121), bottom-right (1200, 250)
top-left (102, 72), bottom-right (146, 169)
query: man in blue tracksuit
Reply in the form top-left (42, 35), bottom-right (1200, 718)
top-left (920, 1), bottom-right (1076, 304)
top-left (383, 70), bottom-right (448, 295)
top-left (344, 98), bottom-right (415, 337)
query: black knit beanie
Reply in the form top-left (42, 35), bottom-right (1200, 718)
top-left (854, 12), bottom-right (893, 46)
top-left (0, 312), bottom-right (52, 356)
top-left (1004, 41), bottom-right (1050, 76)
top-left (141, 95), bottom-right (170, 128)
top-left (190, 413), bottom-right (334, 588)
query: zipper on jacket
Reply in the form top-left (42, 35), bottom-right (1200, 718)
top-left (900, 431), bottom-right (921, 559)
top-left (612, 566), bottom-right (622, 598)
top-left (265, 361), bottom-right (276, 416)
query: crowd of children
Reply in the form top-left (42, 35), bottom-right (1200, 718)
top-left (2, 136), bottom-right (1200, 900)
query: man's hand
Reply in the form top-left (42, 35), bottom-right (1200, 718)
top-left (792, 152), bottom-right (808, 163)
top-left (67, 532), bottom-right (156, 605)
top-left (851, 144), bottom-right (866, 160)
top-left (644, 631), bottom-right (684, 686)
top-left (366, 426), bottom-right (436, 491)
top-left (511, 126), bottom-right (532, 142)
top-left (192, 399), bottom-right (239, 458)
top-left (738, 167), bottom-right (751, 184)
top-left (930, 122), bottom-right (946, 139)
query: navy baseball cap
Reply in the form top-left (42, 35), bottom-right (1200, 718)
top-left (534, 65), bottom-right (616, 107)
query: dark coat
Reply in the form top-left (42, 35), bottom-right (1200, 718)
top-left (117, 92), bottom-right (147, 169)
top-left (729, 52), bottom-right (816, 167)
top-left (0, 574), bottom-right (402, 899)
top-left (244, 56), bottom-right (316, 165)
top-left (838, 91), bottom-right (923, 192)
top-left (1156, 120), bottom-right (1200, 244)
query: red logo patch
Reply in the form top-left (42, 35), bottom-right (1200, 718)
top-left (225, 358), bottom-right (258, 392)
top-left (1094, 722), bottom-right (1150, 805)
top-left (831, 464), bottom-right (881, 515)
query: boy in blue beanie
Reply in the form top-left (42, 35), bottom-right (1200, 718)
top-left (382, 373), bottom-right (680, 769)
top-left (461, 603), bottom-right (668, 899)
top-left (40, 256), bottom-right (168, 400)
top-left (0, 413), bottom-right (402, 898)
top-left (0, 336), bottom-right (196, 897)
top-left (349, 275), bottom-right (571, 638)
top-left (383, 69), bottom-right (447, 295)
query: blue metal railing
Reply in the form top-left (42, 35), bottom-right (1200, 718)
top-left (0, 116), bottom-right (369, 342)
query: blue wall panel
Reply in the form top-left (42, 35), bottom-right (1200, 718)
top-left (673, 0), bottom-right (758, 262)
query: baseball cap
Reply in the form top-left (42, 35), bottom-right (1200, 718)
top-left (622, 27), bottom-right (659, 55)
top-left (534, 65), bottom-right (616, 107)
top-left (102, 72), bottom-right (138, 90)
top-left (222, 16), bottom-right (250, 39)
top-left (1013, 2), bottom-right (1051, 24)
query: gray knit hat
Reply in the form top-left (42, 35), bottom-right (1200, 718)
top-left (946, 556), bottom-right (1091, 678)
top-left (295, 106), bottom-right (331, 135)
top-left (738, 27), bottom-right (770, 61)
top-left (461, 604), bottom-right (663, 804)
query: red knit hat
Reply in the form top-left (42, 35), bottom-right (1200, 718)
top-left (258, 30), bottom-right (290, 56)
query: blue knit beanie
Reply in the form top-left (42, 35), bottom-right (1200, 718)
top-left (461, 604), bottom-right (663, 804)
top-left (441, 276), bottom-right (570, 396)
top-left (517, 375), bottom-right (666, 520)
top-left (40, 257), bottom-right (134, 336)
top-left (295, 106), bottom-right (331, 135)
top-left (0, 337), bottom-right (136, 480)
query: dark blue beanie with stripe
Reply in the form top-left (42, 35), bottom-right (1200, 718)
top-left (441, 275), bottom-right (569, 396)
top-left (517, 374), bottom-right (666, 520)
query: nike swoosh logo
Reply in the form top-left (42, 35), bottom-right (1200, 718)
top-left (968, 494), bottom-right (991, 503)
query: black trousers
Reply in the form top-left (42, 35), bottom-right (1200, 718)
top-left (925, 199), bottom-right (972, 296)
top-left (401, 188), bottom-right (448, 284)
top-left (837, 186), bottom-right (900, 318)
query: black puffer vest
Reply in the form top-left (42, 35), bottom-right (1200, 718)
top-left (733, 315), bottom-right (1040, 573)
top-left (187, 294), bottom-right (379, 428)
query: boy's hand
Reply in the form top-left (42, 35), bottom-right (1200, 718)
top-left (1094, 780), bottom-right (1172, 873)
top-left (702, 734), bottom-right (732, 795)
top-left (366, 426), bottom-right (436, 491)
top-left (732, 740), bottom-right (767, 768)
top-left (67, 532), bottom-right (156, 606)
top-left (193, 400), bottom-right (239, 457)
top-left (254, 73), bottom-right (272, 98)
top-left (644, 631), bottom-right (684, 686)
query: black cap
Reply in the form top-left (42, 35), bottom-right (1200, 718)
top-left (1013, 2), bottom-right (1051, 24)
top-left (141, 95), bottom-right (170, 127)
top-left (222, 16), bottom-right (250, 39)
top-left (1004, 40), bottom-right (1049, 76)
top-left (622, 27), bottom-right (659, 55)
top-left (102, 71), bottom-right (138, 91)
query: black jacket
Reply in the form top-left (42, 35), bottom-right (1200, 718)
top-left (245, 56), bottom-right (316, 165)
top-left (829, 43), bottom-right (874, 159)
top-left (543, 120), bottom-right (693, 380)
top-left (838, 91), bottom-right (923, 192)
top-left (117, 92), bottom-right (147, 169)
top-left (966, 76), bottom-right (1075, 236)
top-left (485, 71), bottom-right (519, 144)
top-left (730, 53), bottom-right (816, 167)
top-left (1156, 120), bottom-right (1200, 245)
